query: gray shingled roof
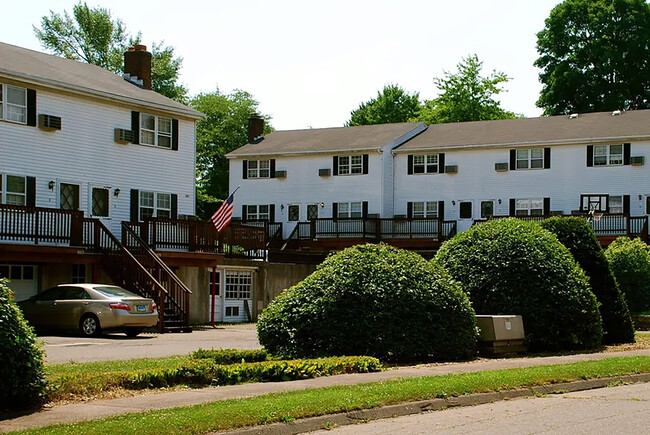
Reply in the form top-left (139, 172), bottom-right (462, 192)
top-left (0, 42), bottom-right (201, 119)
top-left (397, 110), bottom-right (650, 152)
top-left (228, 122), bottom-right (426, 157)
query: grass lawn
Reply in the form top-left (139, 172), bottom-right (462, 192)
top-left (20, 355), bottom-right (650, 435)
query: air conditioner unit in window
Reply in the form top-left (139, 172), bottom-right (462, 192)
top-left (275, 170), bottom-right (287, 178)
top-left (318, 168), bottom-right (331, 177)
top-left (495, 162), bottom-right (509, 171)
top-left (445, 165), bottom-right (458, 174)
top-left (631, 156), bottom-right (645, 166)
top-left (114, 128), bottom-right (135, 144)
top-left (38, 114), bottom-right (62, 131)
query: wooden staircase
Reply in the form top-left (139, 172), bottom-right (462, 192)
top-left (87, 219), bottom-right (192, 332)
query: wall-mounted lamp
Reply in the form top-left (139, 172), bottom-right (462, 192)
top-left (639, 195), bottom-right (643, 201)
top-left (452, 200), bottom-right (456, 206)
top-left (48, 180), bottom-right (55, 190)
top-left (280, 204), bottom-right (285, 210)
top-left (113, 188), bottom-right (121, 198)
top-left (320, 202), bottom-right (325, 208)
top-left (498, 199), bottom-right (502, 205)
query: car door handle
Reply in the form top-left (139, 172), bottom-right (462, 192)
top-left (82, 302), bottom-right (90, 306)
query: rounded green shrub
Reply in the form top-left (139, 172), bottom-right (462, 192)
top-left (434, 218), bottom-right (602, 351)
top-left (540, 217), bottom-right (634, 344)
top-left (605, 237), bottom-right (650, 313)
top-left (0, 278), bottom-right (47, 410)
top-left (257, 244), bottom-right (477, 361)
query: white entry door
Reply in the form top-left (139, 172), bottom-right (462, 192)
top-left (207, 269), bottom-right (254, 323)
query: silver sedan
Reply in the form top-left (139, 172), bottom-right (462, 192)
top-left (18, 284), bottom-right (158, 337)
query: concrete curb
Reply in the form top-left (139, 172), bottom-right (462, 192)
top-left (226, 373), bottom-right (650, 435)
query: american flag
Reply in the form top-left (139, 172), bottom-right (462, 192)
top-left (211, 192), bottom-right (235, 233)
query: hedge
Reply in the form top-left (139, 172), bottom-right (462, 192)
top-left (191, 348), bottom-right (268, 364)
top-left (605, 237), bottom-right (650, 313)
top-left (435, 218), bottom-right (603, 351)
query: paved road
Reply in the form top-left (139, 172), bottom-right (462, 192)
top-left (41, 324), bottom-right (261, 363)
top-left (315, 382), bottom-right (650, 434)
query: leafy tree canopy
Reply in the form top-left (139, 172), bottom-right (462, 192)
top-left (419, 55), bottom-right (517, 124)
top-left (346, 84), bottom-right (421, 126)
top-left (34, 2), bottom-right (188, 102)
top-left (191, 89), bottom-right (273, 218)
top-left (535, 0), bottom-right (650, 115)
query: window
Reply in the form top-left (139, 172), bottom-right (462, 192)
top-left (288, 204), bottom-right (300, 221)
top-left (91, 187), bottom-right (109, 217)
top-left (609, 196), bottom-right (623, 214)
top-left (59, 183), bottom-right (79, 210)
top-left (246, 204), bottom-right (270, 221)
top-left (225, 270), bottom-right (252, 300)
top-left (337, 155), bottom-right (363, 175)
top-left (515, 198), bottom-right (544, 216)
top-left (225, 306), bottom-right (240, 317)
top-left (209, 270), bottom-right (220, 296)
top-left (72, 264), bottom-right (86, 284)
top-left (307, 204), bottom-right (319, 220)
top-left (0, 265), bottom-right (33, 281)
top-left (480, 200), bottom-right (494, 219)
top-left (0, 84), bottom-right (27, 124)
top-left (139, 191), bottom-right (171, 220)
top-left (412, 201), bottom-right (438, 218)
top-left (413, 154), bottom-right (438, 174)
top-left (247, 160), bottom-right (271, 178)
top-left (516, 149), bottom-right (544, 169)
top-left (140, 113), bottom-right (172, 148)
top-left (580, 194), bottom-right (608, 212)
top-left (1, 174), bottom-right (26, 205)
top-left (593, 145), bottom-right (623, 166)
top-left (459, 202), bottom-right (473, 219)
top-left (337, 201), bottom-right (362, 218)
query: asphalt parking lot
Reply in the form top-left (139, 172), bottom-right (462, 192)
top-left (40, 324), bottom-right (261, 363)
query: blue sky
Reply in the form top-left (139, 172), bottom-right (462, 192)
top-left (3, 0), bottom-right (561, 130)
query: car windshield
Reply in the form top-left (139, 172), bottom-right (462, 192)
top-left (93, 286), bottom-right (139, 298)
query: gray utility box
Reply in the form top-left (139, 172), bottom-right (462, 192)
top-left (476, 315), bottom-right (527, 355)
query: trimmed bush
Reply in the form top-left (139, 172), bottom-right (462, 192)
top-left (191, 348), bottom-right (268, 364)
top-left (0, 278), bottom-right (47, 410)
top-left (605, 237), bottom-right (650, 313)
top-left (540, 217), bottom-right (634, 344)
top-left (434, 218), bottom-right (602, 351)
top-left (257, 244), bottom-right (477, 362)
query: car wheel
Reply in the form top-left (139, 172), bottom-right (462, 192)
top-left (79, 314), bottom-right (101, 337)
top-left (124, 328), bottom-right (143, 338)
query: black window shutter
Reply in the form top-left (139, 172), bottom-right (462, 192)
top-left (242, 160), bottom-right (248, 179)
top-left (130, 189), bottom-right (139, 222)
top-left (543, 197), bottom-right (550, 215)
top-left (332, 202), bottom-right (338, 219)
top-left (131, 111), bottom-right (140, 144)
top-left (407, 155), bottom-right (413, 174)
top-left (26, 177), bottom-right (36, 206)
top-left (624, 143), bottom-right (631, 165)
top-left (333, 156), bottom-right (339, 175)
top-left (438, 153), bottom-right (446, 173)
top-left (362, 201), bottom-right (368, 218)
top-left (407, 202), bottom-right (413, 218)
top-left (26, 89), bottom-right (37, 127)
top-left (270, 159), bottom-right (276, 178)
top-left (242, 205), bottom-right (247, 221)
top-left (171, 119), bottom-right (179, 150)
top-left (171, 194), bottom-right (178, 219)
top-left (587, 145), bottom-right (593, 167)
top-left (438, 201), bottom-right (445, 220)
top-left (510, 149), bottom-right (516, 170)
top-left (509, 198), bottom-right (516, 216)
top-left (623, 195), bottom-right (630, 214)
top-left (544, 148), bottom-right (551, 169)
top-left (269, 204), bottom-right (275, 222)
top-left (362, 154), bottom-right (369, 174)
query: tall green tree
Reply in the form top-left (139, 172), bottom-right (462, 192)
top-left (535, 0), bottom-right (650, 115)
top-left (346, 84), bottom-right (421, 126)
top-left (34, 2), bottom-right (188, 102)
top-left (191, 89), bottom-right (272, 218)
top-left (419, 55), bottom-right (517, 124)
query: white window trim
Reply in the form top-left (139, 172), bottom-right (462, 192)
top-left (246, 204), bottom-right (270, 221)
top-left (337, 155), bottom-right (363, 175)
top-left (609, 195), bottom-right (623, 214)
top-left (224, 270), bottom-right (253, 300)
top-left (412, 201), bottom-right (438, 218)
top-left (288, 204), bottom-right (300, 221)
top-left (515, 198), bottom-right (544, 216)
top-left (337, 201), bottom-right (363, 218)
top-left (139, 191), bottom-right (172, 221)
top-left (593, 144), bottom-right (623, 166)
top-left (140, 113), bottom-right (173, 148)
top-left (516, 149), bottom-right (544, 170)
top-left (247, 159), bottom-right (271, 179)
top-left (0, 173), bottom-right (26, 206)
top-left (480, 200), bottom-right (495, 219)
top-left (0, 83), bottom-right (27, 125)
top-left (412, 154), bottom-right (439, 174)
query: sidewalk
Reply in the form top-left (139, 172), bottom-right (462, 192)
top-left (3, 349), bottom-right (650, 433)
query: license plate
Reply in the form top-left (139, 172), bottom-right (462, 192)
top-left (136, 305), bottom-right (146, 312)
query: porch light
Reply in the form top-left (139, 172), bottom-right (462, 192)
top-left (114, 188), bottom-right (121, 198)
top-left (320, 202), bottom-right (325, 208)
top-left (48, 180), bottom-right (55, 190)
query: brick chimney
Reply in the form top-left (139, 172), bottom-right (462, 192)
top-left (124, 45), bottom-right (152, 90)
top-left (248, 113), bottom-right (265, 143)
